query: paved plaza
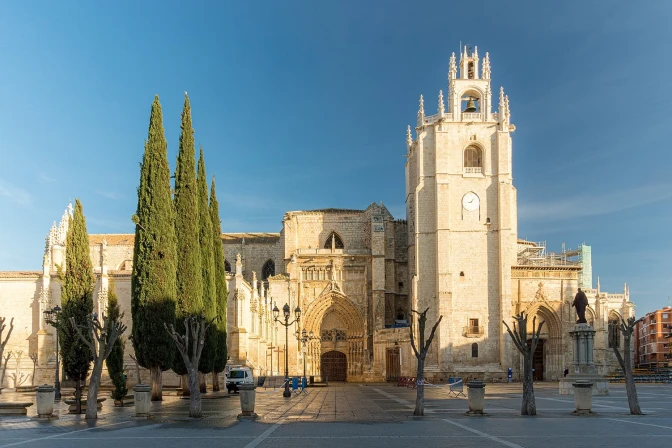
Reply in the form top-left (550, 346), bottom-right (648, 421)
top-left (1, 382), bottom-right (671, 448)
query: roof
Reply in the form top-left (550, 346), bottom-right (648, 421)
top-left (89, 234), bottom-right (135, 246)
top-left (88, 233), bottom-right (281, 247)
top-left (0, 271), bottom-right (41, 278)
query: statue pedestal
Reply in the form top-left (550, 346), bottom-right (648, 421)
top-left (559, 324), bottom-right (608, 395)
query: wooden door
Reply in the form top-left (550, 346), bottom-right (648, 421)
top-left (386, 347), bottom-right (400, 381)
top-left (321, 351), bottom-right (347, 382)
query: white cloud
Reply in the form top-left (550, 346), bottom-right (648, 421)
top-left (519, 183), bottom-right (672, 222)
top-left (96, 191), bottom-right (122, 200)
top-left (38, 172), bottom-right (57, 184)
top-left (0, 180), bottom-right (33, 208)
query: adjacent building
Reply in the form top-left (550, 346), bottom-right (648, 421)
top-left (635, 307), bottom-right (672, 368)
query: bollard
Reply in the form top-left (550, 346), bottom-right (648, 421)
top-left (36, 385), bottom-right (57, 419)
top-left (466, 380), bottom-right (486, 415)
top-left (572, 380), bottom-right (594, 415)
top-left (237, 384), bottom-right (258, 419)
top-left (133, 384), bottom-right (152, 417)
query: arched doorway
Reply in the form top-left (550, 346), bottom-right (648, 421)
top-left (524, 304), bottom-right (562, 380)
top-left (321, 351), bottom-right (347, 381)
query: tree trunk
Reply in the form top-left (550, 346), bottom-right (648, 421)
top-left (623, 334), bottom-right (642, 414)
top-left (75, 380), bottom-right (83, 414)
top-left (521, 353), bottom-right (536, 415)
top-left (188, 367), bottom-right (201, 418)
top-left (86, 356), bottom-right (104, 419)
top-left (150, 367), bottom-right (163, 401)
top-left (181, 374), bottom-right (190, 397)
top-left (199, 372), bottom-right (207, 393)
top-left (212, 372), bottom-right (220, 392)
top-left (413, 357), bottom-right (425, 416)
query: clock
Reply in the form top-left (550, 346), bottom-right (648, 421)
top-left (462, 192), bottom-right (480, 212)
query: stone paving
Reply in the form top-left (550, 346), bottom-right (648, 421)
top-left (0, 382), bottom-right (671, 447)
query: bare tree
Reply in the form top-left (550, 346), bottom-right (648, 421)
top-left (409, 308), bottom-right (443, 416)
top-left (610, 316), bottom-right (643, 415)
top-left (29, 353), bottom-right (38, 386)
top-left (70, 314), bottom-right (127, 419)
top-left (0, 317), bottom-right (14, 393)
top-left (129, 353), bottom-right (142, 384)
top-left (1, 351), bottom-right (13, 393)
top-left (503, 312), bottom-right (544, 415)
top-left (165, 315), bottom-right (213, 418)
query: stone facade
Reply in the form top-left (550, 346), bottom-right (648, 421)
top-left (0, 47), bottom-right (635, 388)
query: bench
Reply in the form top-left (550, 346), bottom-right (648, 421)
top-left (0, 402), bottom-right (34, 415)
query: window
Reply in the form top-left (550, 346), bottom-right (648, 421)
top-left (663, 313), bottom-right (669, 319)
top-left (324, 232), bottom-right (344, 250)
top-left (261, 259), bottom-right (275, 280)
top-left (471, 343), bottom-right (478, 357)
top-left (469, 318), bottom-right (479, 329)
top-left (225, 260), bottom-right (231, 273)
top-left (608, 314), bottom-right (620, 349)
top-left (464, 146), bottom-right (482, 168)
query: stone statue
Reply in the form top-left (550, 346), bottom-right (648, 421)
top-left (572, 288), bottom-right (588, 324)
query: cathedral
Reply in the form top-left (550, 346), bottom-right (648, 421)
top-left (0, 47), bottom-right (635, 388)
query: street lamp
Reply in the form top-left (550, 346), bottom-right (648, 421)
top-left (296, 328), bottom-right (316, 386)
top-left (273, 303), bottom-right (300, 398)
top-left (43, 305), bottom-right (62, 400)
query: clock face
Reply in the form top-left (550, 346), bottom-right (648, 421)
top-left (462, 192), bottom-right (480, 212)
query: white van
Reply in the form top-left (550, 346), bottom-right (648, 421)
top-left (226, 367), bottom-right (253, 393)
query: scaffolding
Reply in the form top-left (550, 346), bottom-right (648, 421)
top-left (517, 240), bottom-right (591, 275)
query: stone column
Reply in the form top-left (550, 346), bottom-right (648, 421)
top-left (559, 324), bottom-right (608, 395)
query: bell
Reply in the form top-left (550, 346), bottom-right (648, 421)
top-left (463, 98), bottom-right (477, 113)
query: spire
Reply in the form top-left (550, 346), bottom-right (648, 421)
top-left (597, 276), bottom-right (601, 293)
top-left (417, 94), bottom-right (425, 126)
top-left (473, 46), bottom-right (478, 58)
top-left (505, 95), bottom-right (511, 121)
top-left (482, 52), bottom-right (491, 79)
top-left (406, 125), bottom-right (412, 147)
top-left (449, 52), bottom-right (457, 80)
top-left (499, 87), bottom-right (510, 130)
top-left (438, 90), bottom-right (445, 116)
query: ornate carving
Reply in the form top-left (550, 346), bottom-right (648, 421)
top-left (438, 90), bottom-right (445, 115)
top-left (449, 52), bottom-right (457, 79)
top-left (417, 94), bottom-right (425, 126)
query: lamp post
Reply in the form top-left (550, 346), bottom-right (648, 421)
top-left (273, 303), bottom-right (300, 398)
top-left (42, 305), bottom-right (62, 400)
top-left (296, 328), bottom-right (316, 386)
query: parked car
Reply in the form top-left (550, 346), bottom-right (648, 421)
top-left (226, 367), bottom-right (253, 393)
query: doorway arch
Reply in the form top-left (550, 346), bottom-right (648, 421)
top-left (321, 351), bottom-right (347, 381)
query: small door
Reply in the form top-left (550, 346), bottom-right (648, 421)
top-left (386, 347), bottom-right (400, 381)
top-left (530, 338), bottom-right (545, 381)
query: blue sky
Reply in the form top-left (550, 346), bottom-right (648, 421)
top-left (0, 1), bottom-right (670, 315)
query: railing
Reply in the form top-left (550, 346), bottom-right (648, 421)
top-left (462, 113), bottom-right (481, 121)
top-left (463, 326), bottom-right (484, 337)
top-left (464, 167), bottom-right (483, 174)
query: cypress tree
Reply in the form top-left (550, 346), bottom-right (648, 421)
top-left (197, 148), bottom-right (217, 384)
top-left (57, 199), bottom-right (94, 413)
top-left (210, 178), bottom-right (228, 391)
top-left (106, 280), bottom-right (128, 403)
top-left (173, 92), bottom-right (203, 381)
top-left (131, 95), bottom-right (177, 401)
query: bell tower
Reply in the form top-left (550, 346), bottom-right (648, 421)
top-left (405, 46), bottom-right (518, 377)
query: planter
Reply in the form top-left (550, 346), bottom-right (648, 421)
top-left (237, 384), bottom-right (258, 419)
top-left (466, 381), bottom-right (486, 415)
top-left (36, 385), bottom-right (56, 418)
top-left (133, 384), bottom-right (151, 417)
top-left (572, 380), bottom-right (594, 415)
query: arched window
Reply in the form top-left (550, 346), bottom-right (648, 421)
top-left (608, 314), bottom-right (621, 349)
top-left (224, 260), bottom-right (231, 273)
top-left (261, 259), bottom-right (275, 280)
top-left (324, 232), bottom-right (344, 250)
top-left (464, 146), bottom-right (482, 168)
top-left (471, 343), bottom-right (479, 358)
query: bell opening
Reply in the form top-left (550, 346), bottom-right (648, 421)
top-left (462, 97), bottom-right (479, 113)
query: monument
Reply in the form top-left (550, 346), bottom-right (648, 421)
top-left (559, 289), bottom-right (609, 395)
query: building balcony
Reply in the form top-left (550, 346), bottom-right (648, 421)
top-left (463, 326), bottom-right (484, 337)
top-left (464, 167), bottom-right (483, 174)
top-left (461, 113), bottom-right (481, 121)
